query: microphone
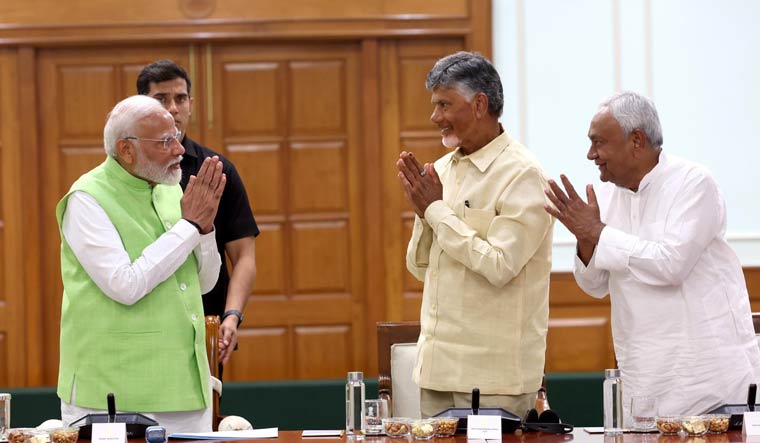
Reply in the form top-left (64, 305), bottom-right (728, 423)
top-left (471, 387), bottom-right (480, 415)
top-left (107, 393), bottom-right (116, 423)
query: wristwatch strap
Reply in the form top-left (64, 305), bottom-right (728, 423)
top-left (222, 309), bottom-right (243, 327)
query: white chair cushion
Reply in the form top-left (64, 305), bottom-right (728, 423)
top-left (390, 343), bottom-right (421, 418)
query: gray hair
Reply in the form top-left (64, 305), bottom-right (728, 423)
top-left (426, 51), bottom-right (504, 118)
top-left (103, 95), bottom-right (168, 157)
top-left (599, 91), bottom-right (663, 149)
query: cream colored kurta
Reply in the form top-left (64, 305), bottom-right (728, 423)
top-left (406, 130), bottom-right (554, 395)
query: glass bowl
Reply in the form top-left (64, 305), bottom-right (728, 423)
top-left (382, 417), bottom-right (411, 437)
top-left (655, 416), bottom-right (682, 435)
top-left (704, 414), bottom-right (730, 434)
top-left (49, 428), bottom-right (79, 443)
top-left (434, 417), bottom-right (459, 437)
top-left (410, 418), bottom-right (438, 440)
top-left (681, 416), bottom-right (708, 436)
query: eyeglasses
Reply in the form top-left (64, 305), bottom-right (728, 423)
top-left (124, 130), bottom-right (181, 151)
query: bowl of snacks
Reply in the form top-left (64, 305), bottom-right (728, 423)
top-left (435, 417), bottom-right (459, 437)
top-left (655, 416), bottom-right (682, 435)
top-left (681, 416), bottom-right (708, 436)
top-left (410, 418), bottom-right (438, 440)
top-left (704, 414), bottom-right (730, 434)
top-left (49, 428), bottom-right (79, 443)
top-left (382, 417), bottom-right (411, 438)
top-left (7, 429), bottom-right (35, 443)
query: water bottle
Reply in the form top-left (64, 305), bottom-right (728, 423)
top-left (603, 369), bottom-right (623, 434)
top-left (346, 371), bottom-right (366, 438)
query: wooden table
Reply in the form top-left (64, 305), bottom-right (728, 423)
top-left (167, 430), bottom-right (746, 443)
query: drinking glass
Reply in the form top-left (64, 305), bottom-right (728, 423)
top-left (364, 399), bottom-right (388, 435)
top-left (631, 395), bottom-right (658, 431)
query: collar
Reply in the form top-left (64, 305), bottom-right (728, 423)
top-left (103, 155), bottom-right (152, 191)
top-left (636, 150), bottom-right (666, 192)
top-left (181, 135), bottom-right (200, 159)
top-left (445, 127), bottom-right (512, 173)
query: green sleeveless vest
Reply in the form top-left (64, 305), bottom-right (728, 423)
top-left (56, 156), bottom-right (210, 412)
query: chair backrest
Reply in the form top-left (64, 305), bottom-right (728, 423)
top-left (377, 321), bottom-right (551, 418)
top-left (377, 322), bottom-right (421, 418)
top-left (205, 315), bottom-right (221, 430)
top-left (753, 313), bottom-right (760, 348)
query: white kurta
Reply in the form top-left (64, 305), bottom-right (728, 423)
top-left (574, 152), bottom-right (760, 417)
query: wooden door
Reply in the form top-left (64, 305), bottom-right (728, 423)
top-left (36, 45), bottom-right (196, 385)
top-left (378, 38), bottom-right (465, 322)
top-left (0, 48), bottom-right (27, 386)
top-left (205, 43), bottom-right (366, 380)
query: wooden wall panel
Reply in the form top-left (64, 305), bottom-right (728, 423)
top-left (294, 325), bottom-right (352, 379)
top-left (229, 327), bottom-right (290, 381)
top-left (210, 43), bottom-right (365, 381)
top-left (291, 221), bottom-right (349, 293)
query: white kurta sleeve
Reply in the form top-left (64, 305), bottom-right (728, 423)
top-left (62, 191), bottom-right (221, 305)
top-left (573, 249), bottom-right (610, 299)
top-left (593, 169), bottom-right (722, 287)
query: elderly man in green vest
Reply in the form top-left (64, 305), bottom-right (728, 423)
top-left (56, 95), bottom-right (226, 434)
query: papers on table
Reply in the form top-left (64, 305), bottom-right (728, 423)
top-left (169, 427), bottom-right (278, 439)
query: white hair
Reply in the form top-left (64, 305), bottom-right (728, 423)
top-left (103, 95), bottom-right (168, 157)
top-left (599, 91), bottom-right (663, 149)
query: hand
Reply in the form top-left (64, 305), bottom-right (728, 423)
top-left (396, 151), bottom-right (443, 218)
top-left (544, 174), bottom-right (605, 244)
top-left (217, 315), bottom-right (239, 365)
top-left (181, 156), bottom-right (226, 234)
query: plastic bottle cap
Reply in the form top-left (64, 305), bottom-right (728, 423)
top-left (605, 368), bottom-right (621, 378)
top-left (348, 371), bottom-right (364, 382)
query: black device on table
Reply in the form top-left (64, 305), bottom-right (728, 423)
top-left (70, 393), bottom-right (159, 439)
top-left (432, 388), bottom-right (573, 434)
top-left (708, 383), bottom-right (759, 430)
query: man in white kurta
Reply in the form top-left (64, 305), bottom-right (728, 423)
top-left (545, 91), bottom-right (760, 418)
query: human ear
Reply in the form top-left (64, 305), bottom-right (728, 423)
top-left (116, 139), bottom-right (136, 165)
top-left (474, 92), bottom-right (489, 119)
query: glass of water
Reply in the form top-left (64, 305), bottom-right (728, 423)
top-left (364, 399), bottom-right (388, 435)
top-left (630, 395), bottom-right (657, 431)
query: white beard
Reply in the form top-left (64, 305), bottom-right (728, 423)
top-left (441, 132), bottom-right (461, 149)
top-left (134, 149), bottom-right (182, 185)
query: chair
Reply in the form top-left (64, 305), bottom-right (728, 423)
top-left (377, 321), bottom-right (422, 418)
top-left (377, 321), bottom-right (550, 419)
top-left (205, 315), bottom-right (222, 431)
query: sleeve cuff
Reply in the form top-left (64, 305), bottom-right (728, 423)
top-left (594, 226), bottom-right (636, 272)
top-left (423, 200), bottom-right (454, 231)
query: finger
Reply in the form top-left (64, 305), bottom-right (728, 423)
top-left (547, 179), bottom-right (570, 204)
top-left (560, 174), bottom-right (582, 201)
top-left (406, 152), bottom-right (425, 175)
top-left (185, 175), bottom-right (197, 194)
top-left (424, 164), bottom-right (440, 185)
top-left (544, 188), bottom-right (566, 212)
top-left (196, 157), bottom-right (212, 184)
top-left (544, 204), bottom-right (563, 220)
top-left (398, 158), bottom-right (421, 184)
top-left (587, 184), bottom-right (598, 206)
top-left (214, 174), bottom-right (227, 199)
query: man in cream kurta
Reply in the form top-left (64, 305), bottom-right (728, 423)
top-left (545, 91), bottom-right (760, 419)
top-left (57, 95), bottom-right (226, 435)
top-left (397, 52), bottom-right (554, 418)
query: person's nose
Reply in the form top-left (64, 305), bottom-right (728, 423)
top-left (171, 137), bottom-right (185, 156)
top-left (587, 145), bottom-right (597, 161)
top-left (430, 107), bottom-right (442, 124)
top-left (166, 98), bottom-right (179, 114)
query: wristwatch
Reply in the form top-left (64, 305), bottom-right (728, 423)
top-left (222, 309), bottom-right (244, 327)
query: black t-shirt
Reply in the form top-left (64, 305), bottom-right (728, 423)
top-left (180, 136), bottom-right (260, 316)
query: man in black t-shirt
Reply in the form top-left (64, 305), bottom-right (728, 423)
top-left (137, 60), bottom-right (259, 375)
